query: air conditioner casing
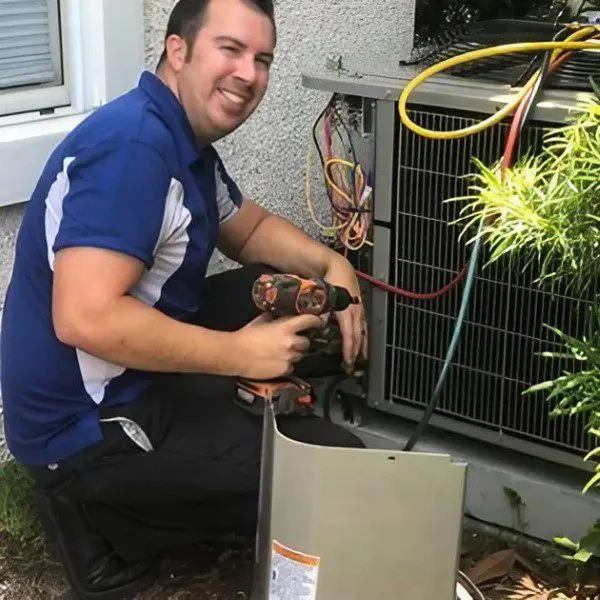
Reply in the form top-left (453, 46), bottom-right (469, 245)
top-left (302, 68), bottom-right (597, 472)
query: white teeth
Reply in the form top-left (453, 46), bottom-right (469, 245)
top-left (220, 89), bottom-right (246, 106)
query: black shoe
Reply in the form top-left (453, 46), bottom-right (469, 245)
top-left (37, 492), bottom-right (156, 600)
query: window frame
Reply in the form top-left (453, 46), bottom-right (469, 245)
top-left (0, 0), bottom-right (69, 118)
top-left (0, 0), bottom-right (145, 208)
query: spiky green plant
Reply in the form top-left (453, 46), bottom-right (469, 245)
top-left (448, 97), bottom-right (600, 498)
top-left (449, 97), bottom-right (600, 294)
top-left (525, 305), bottom-right (600, 493)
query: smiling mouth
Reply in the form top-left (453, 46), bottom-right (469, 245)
top-left (219, 88), bottom-right (250, 107)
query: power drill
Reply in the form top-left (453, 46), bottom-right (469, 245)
top-left (234, 274), bottom-right (359, 417)
top-left (251, 273), bottom-right (359, 318)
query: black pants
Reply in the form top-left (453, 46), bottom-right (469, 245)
top-left (31, 266), bottom-right (364, 563)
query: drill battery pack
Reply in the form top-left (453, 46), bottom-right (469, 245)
top-left (234, 376), bottom-right (315, 417)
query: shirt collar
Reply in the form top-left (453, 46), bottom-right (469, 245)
top-left (138, 70), bottom-right (202, 166)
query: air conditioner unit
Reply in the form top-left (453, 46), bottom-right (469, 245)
top-left (302, 66), bottom-right (597, 473)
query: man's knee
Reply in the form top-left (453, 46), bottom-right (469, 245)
top-left (277, 415), bottom-right (366, 449)
top-left (335, 427), bottom-right (366, 449)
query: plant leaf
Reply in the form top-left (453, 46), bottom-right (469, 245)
top-left (524, 380), bottom-right (556, 394)
top-left (552, 537), bottom-right (579, 551)
top-left (579, 529), bottom-right (600, 556)
top-left (584, 447), bottom-right (600, 462)
top-left (571, 548), bottom-right (593, 562)
top-left (582, 471), bottom-right (600, 494)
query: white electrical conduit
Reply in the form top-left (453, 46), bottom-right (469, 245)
top-left (456, 570), bottom-right (486, 600)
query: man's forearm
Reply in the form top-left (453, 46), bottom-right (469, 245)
top-left (55, 295), bottom-right (241, 376)
top-left (236, 213), bottom-right (344, 278)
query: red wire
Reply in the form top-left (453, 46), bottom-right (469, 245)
top-left (502, 51), bottom-right (574, 172)
top-left (358, 48), bottom-right (576, 301)
top-left (355, 266), bottom-right (468, 300)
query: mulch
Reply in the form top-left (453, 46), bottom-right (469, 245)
top-left (1, 522), bottom-right (598, 599)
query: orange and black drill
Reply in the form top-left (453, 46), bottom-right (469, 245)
top-left (251, 273), bottom-right (359, 318)
top-left (234, 274), bottom-right (359, 417)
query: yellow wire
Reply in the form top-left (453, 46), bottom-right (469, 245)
top-left (306, 131), bottom-right (374, 250)
top-left (305, 144), bottom-right (347, 236)
top-left (324, 158), bottom-right (359, 204)
top-left (324, 158), bottom-right (373, 250)
top-left (398, 29), bottom-right (599, 140)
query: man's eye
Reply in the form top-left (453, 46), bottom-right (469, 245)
top-left (223, 46), bottom-right (238, 54)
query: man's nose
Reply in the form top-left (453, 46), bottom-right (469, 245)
top-left (235, 55), bottom-right (257, 85)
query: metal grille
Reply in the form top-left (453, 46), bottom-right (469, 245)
top-left (387, 106), bottom-right (596, 456)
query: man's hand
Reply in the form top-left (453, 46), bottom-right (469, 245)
top-left (218, 201), bottom-right (368, 372)
top-left (233, 312), bottom-right (324, 380)
top-left (323, 256), bottom-right (368, 372)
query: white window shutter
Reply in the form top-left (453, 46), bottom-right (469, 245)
top-left (0, 0), bottom-right (62, 90)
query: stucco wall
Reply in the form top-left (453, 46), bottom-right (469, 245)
top-left (0, 0), bottom-right (415, 304)
top-left (146, 0), bottom-right (415, 269)
top-left (0, 205), bottom-right (25, 311)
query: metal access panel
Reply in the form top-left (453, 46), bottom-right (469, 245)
top-left (251, 401), bottom-right (467, 600)
top-left (302, 70), bottom-right (597, 471)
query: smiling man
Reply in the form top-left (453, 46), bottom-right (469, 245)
top-left (0, 0), bottom-right (367, 599)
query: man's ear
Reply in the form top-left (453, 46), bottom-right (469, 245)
top-left (164, 34), bottom-right (188, 73)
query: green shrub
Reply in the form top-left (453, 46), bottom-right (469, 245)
top-left (449, 97), bottom-right (600, 497)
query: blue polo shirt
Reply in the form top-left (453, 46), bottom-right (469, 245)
top-left (1, 71), bottom-right (245, 466)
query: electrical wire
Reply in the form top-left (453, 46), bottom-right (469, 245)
top-left (330, 105), bottom-right (358, 169)
top-left (397, 28), bottom-right (599, 140)
top-left (355, 267), bottom-right (467, 301)
top-left (324, 157), bottom-right (372, 251)
top-left (502, 48), bottom-right (575, 171)
top-left (457, 570), bottom-right (486, 600)
top-left (305, 144), bottom-right (348, 237)
top-left (307, 99), bottom-right (374, 253)
top-left (306, 146), bottom-right (373, 250)
top-left (309, 100), bottom-right (471, 299)
top-left (311, 94), bottom-right (346, 220)
top-left (518, 26), bottom-right (573, 131)
top-left (402, 226), bottom-right (483, 451)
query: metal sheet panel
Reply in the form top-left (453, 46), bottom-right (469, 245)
top-left (252, 401), bottom-right (276, 599)
top-left (252, 402), bottom-right (467, 600)
top-left (302, 70), bottom-right (588, 125)
top-left (368, 225), bottom-right (391, 410)
top-left (373, 100), bottom-right (396, 223)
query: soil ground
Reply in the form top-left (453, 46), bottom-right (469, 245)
top-left (1, 520), bottom-right (598, 600)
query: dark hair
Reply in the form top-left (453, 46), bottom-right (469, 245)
top-left (157, 0), bottom-right (276, 69)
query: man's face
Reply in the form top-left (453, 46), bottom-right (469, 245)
top-left (176, 0), bottom-right (275, 142)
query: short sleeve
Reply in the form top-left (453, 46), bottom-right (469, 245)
top-left (53, 142), bottom-right (172, 268)
top-left (214, 153), bottom-right (245, 224)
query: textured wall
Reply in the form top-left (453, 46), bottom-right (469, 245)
top-left (0, 205), bottom-right (22, 309)
top-left (0, 205), bottom-right (23, 459)
top-left (146, 0), bottom-right (415, 262)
